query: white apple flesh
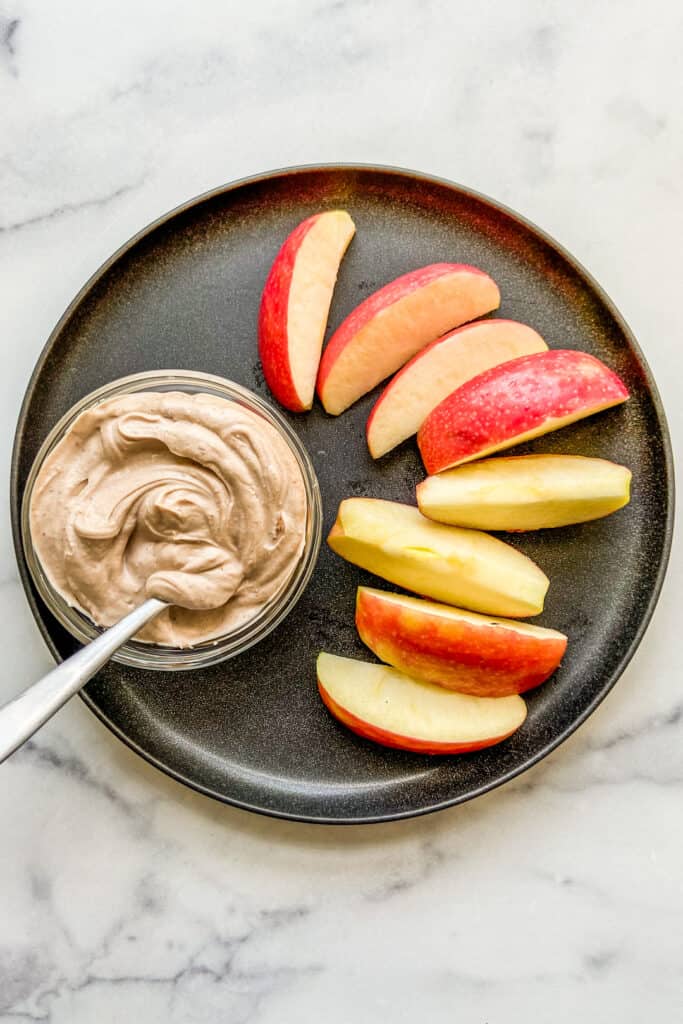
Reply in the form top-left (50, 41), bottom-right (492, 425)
top-left (417, 454), bottom-right (632, 530)
top-left (327, 498), bottom-right (549, 617)
top-left (258, 210), bottom-right (355, 412)
top-left (317, 263), bottom-right (500, 415)
top-left (366, 319), bottom-right (547, 458)
top-left (317, 652), bottom-right (527, 754)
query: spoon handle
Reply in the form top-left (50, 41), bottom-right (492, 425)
top-left (0, 598), bottom-right (166, 763)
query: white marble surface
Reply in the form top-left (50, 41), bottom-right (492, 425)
top-left (1, 1), bottom-right (681, 1020)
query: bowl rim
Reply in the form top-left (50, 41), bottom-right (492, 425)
top-left (20, 369), bottom-right (323, 671)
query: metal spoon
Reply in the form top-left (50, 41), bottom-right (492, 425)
top-left (0, 598), bottom-right (166, 763)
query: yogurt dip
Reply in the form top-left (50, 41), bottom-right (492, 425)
top-left (29, 390), bottom-right (308, 646)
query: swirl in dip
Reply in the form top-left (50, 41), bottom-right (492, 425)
top-left (29, 391), bottom-right (308, 647)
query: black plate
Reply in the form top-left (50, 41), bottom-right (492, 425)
top-left (11, 165), bottom-right (674, 824)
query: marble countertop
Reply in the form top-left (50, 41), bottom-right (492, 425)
top-left (1, 2), bottom-right (681, 1020)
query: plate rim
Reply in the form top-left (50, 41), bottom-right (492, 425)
top-left (10, 163), bottom-right (675, 825)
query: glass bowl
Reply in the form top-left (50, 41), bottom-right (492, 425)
top-left (21, 370), bottom-right (323, 671)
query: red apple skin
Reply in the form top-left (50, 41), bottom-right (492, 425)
top-left (355, 588), bottom-right (567, 697)
top-left (316, 263), bottom-right (499, 413)
top-left (317, 679), bottom-right (517, 755)
top-left (418, 349), bottom-right (630, 475)
top-left (258, 214), bottom-right (321, 412)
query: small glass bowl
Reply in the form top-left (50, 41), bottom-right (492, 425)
top-left (21, 370), bottom-right (323, 671)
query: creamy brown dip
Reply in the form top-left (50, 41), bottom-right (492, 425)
top-left (29, 391), bottom-right (308, 646)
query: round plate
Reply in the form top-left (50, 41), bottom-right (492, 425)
top-left (11, 165), bottom-right (674, 824)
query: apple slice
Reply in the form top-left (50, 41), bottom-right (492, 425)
top-left (356, 587), bottom-right (567, 697)
top-left (367, 319), bottom-right (547, 458)
top-left (258, 210), bottom-right (356, 412)
top-left (317, 652), bottom-right (526, 754)
top-left (316, 263), bottom-right (500, 415)
top-left (327, 498), bottom-right (548, 617)
top-left (417, 454), bottom-right (632, 531)
top-left (418, 349), bottom-right (629, 474)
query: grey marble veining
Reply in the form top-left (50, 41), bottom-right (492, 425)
top-left (0, 1), bottom-right (681, 1020)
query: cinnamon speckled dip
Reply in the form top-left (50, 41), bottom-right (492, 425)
top-left (29, 391), bottom-right (307, 647)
